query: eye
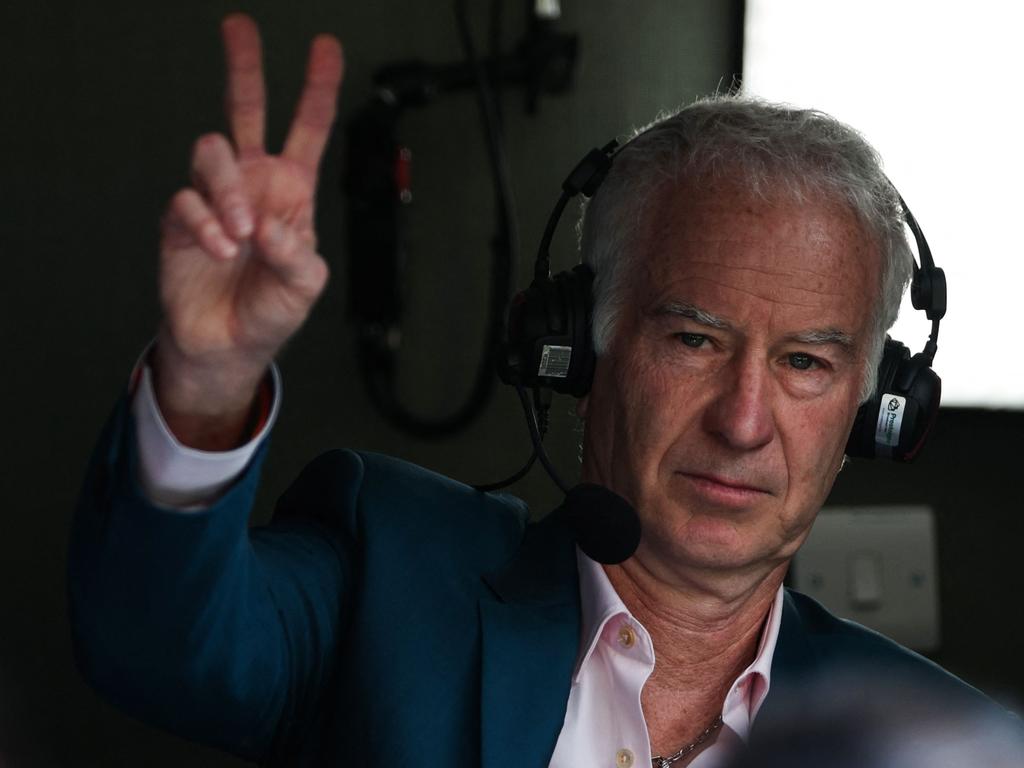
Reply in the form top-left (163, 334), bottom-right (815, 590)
top-left (788, 352), bottom-right (817, 370)
top-left (677, 333), bottom-right (707, 348)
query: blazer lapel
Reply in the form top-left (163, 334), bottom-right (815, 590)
top-left (750, 589), bottom-right (818, 742)
top-left (478, 512), bottom-right (581, 768)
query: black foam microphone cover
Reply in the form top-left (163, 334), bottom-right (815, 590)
top-left (557, 483), bottom-right (641, 565)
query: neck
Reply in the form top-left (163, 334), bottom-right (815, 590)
top-left (606, 555), bottom-right (786, 671)
top-left (603, 557), bottom-right (787, 755)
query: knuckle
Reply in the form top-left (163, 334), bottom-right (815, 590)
top-left (297, 255), bottom-right (329, 298)
top-left (218, 186), bottom-right (245, 207)
top-left (192, 132), bottom-right (229, 159)
top-left (169, 188), bottom-right (196, 212)
top-left (217, 197), bottom-right (243, 220)
top-left (197, 218), bottom-right (222, 242)
top-left (313, 256), bottom-right (330, 286)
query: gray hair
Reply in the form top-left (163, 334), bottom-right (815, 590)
top-left (578, 95), bottom-right (915, 402)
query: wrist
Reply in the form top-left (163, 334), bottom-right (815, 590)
top-left (151, 329), bottom-right (272, 450)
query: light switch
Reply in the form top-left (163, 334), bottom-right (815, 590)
top-left (848, 553), bottom-right (882, 609)
top-left (793, 506), bottom-right (940, 651)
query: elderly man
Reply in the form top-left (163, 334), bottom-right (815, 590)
top-left (70, 13), bottom-right (990, 768)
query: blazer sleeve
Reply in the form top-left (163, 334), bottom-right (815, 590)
top-left (68, 396), bottom-right (356, 761)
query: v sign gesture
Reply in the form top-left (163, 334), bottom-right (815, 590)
top-left (153, 14), bottom-right (343, 450)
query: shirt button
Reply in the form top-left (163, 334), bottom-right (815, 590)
top-left (616, 748), bottom-right (635, 768)
top-left (618, 624), bottom-right (636, 648)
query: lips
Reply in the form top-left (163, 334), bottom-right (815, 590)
top-left (675, 471), bottom-right (773, 506)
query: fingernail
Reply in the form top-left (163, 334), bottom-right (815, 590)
top-left (230, 207), bottom-right (253, 237)
top-left (218, 236), bottom-right (239, 259)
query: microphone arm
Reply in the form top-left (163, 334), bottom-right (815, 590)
top-left (473, 384), bottom-right (641, 565)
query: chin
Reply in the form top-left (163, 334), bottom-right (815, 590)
top-left (643, 507), bottom-right (794, 573)
top-left (642, 512), bottom-right (762, 571)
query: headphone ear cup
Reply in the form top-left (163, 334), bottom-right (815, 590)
top-left (846, 338), bottom-right (908, 459)
top-left (498, 264), bottom-right (595, 396)
top-left (890, 358), bottom-right (941, 461)
top-left (846, 338), bottom-right (941, 461)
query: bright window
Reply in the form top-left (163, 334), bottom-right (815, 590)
top-left (743, 1), bottom-right (1024, 407)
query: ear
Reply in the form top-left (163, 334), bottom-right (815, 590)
top-left (576, 394), bottom-right (590, 418)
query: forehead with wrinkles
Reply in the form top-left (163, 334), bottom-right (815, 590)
top-left (628, 176), bottom-right (879, 325)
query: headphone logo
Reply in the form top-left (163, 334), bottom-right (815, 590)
top-left (876, 393), bottom-right (908, 450)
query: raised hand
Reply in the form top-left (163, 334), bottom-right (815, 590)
top-left (153, 14), bottom-right (343, 449)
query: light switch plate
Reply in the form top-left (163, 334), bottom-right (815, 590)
top-left (792, 506), bottom-right (940, 652)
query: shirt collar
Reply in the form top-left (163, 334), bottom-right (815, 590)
top-left (574, 547), bottom-right (634, 681)
top-left (574, 548), bottom-right (784, 738)
top-left (721, 584), bottom-right (783, 740)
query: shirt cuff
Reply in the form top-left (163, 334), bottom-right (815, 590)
top-left (131, 360), bottom-right (281, 510)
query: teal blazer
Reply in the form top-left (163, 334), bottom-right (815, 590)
top-left (69, 400), bottom-right (989, 766)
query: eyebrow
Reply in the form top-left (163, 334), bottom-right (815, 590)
top-left (653, 302), bottom-right (732, 329)
top-left (787, 328), bottom-right (856, 351)
top-left (654, 302), bottom-right (857, 352)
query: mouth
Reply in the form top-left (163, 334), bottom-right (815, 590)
top-left (675, 471), bottom-right (772, 507)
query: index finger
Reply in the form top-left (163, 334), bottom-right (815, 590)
top-left (282, 34), bottom-right (344, 173)
top-left (221, 13), bottom-right (266, 156)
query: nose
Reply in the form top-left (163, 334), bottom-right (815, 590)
top-left (702, 351), bottom-right (776, 452)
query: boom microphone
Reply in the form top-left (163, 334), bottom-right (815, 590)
top-left (557, 483), bottom-right (641, 565)
top-left (473, 386), bottom-right (641, 563)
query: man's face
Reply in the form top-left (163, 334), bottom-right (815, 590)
top-left (580, 177), bottom-right (879, 579)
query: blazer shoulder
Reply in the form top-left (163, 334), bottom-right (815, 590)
top-left (785, 588), bottom-right (938, 666)
top-left (783, 589), bottom-right (989, 704)
top-left (272, 448), bottom-right (529, 571)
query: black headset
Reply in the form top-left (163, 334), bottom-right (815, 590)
top-left (498, 139), bottom-right (947, 462)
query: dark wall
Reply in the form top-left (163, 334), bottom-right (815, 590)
top-left (2, 1), bottom-right (742, 765)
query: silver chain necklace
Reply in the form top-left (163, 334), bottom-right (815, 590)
top-left (650, 714), bottom-right (724, 768)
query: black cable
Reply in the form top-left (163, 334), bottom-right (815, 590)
top-left (472, 385), bottom-right (542, 493)
top-left (456, 0), bottom-right (521, 282)
top-left (473, 449), bottom-right (537, 492)
top-left (471, 384), bottom-right (571, 494)
top-left (488, 0), bottom-right (504, 124)
top-left (358, 0), bottom-right (520, 439)
top-left (520, 385), bottom-right (570, 494)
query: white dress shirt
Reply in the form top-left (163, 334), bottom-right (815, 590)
top-left (131, 364), bottom-right (783, 766)
top-left (131, 363), bottom-right (280, 509)
top-left (548, 552), bottom-right (782, 768)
